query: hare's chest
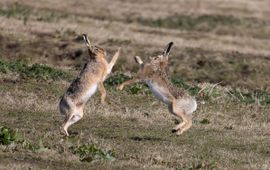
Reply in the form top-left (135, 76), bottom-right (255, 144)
top-left (81, 84), bottom-right (98, 102)
top-left (146, 80), bottom-right (170, 104)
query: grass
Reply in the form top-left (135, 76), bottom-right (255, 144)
top-left (134, 14), bottom-right (270, 38)
top-left (1, 2), bottom-right (270, 39)
top-left (172, 47), bottom-right (270, 91)
top-left (36, 11), bottom-right (69, 22)
top-left (175, 159), bottom-right (217, 170)
top-left (0, 59), bottom-right (72, 81)
top-left (229, 88), bottom-right (270, 106)
top-left (105, 38), bottom-right (132, 46)
top-left (0, 2), bottom-right (69, 24)
top-left (107, 73), bottom-right (270, 107)
top-left (0, 2), bottom-right (31, 24)
top-left (3, 58), bottom-right (265, 108)
top-left (0, 94), bottom-right (269, 169)
top-left (70, 143), bottom-right (115, 162)
top-left (0, 125), bottom-right (48, 153)
top-left (0, 124), bottom-right (115, 165)
top-left (136, 14), bottom-right (243, 31)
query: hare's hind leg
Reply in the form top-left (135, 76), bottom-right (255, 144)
top-left (177, 116), bottom-right (192, 135)
top-left (170, 101), bottom-right (192, 135)
top-left (62, 107), bottom-right (84, 136)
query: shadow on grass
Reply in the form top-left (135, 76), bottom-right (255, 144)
top-left (129, 136), bottom-right (167, 142)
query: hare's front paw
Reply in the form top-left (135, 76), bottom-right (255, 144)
top-left (172, 127), bottom-right (183, 136)
top-left (117, 84), bottom-right (124, 91)
top-left (176, 130), bottom-right (184, 136)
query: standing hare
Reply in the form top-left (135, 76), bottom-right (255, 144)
top-left (117, 42), bottom-right (197, 135)
top-left (59, 34), bottom-right (120, 136)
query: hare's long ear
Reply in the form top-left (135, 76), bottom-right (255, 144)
top-left (82, 33), bottom-right (94, 53)
top-left (134, 56), bottom-right (144, 65)
top-left (83, 33), bottom-right (96, 59)
top-left (163, 42), bottom-right (174, 59)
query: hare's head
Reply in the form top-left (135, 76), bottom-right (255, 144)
top-left (83, 34), bottom-right (106, 59)
top-left (150, 42), bottom-right (173, 65)
top-left (141, 42), bottom-right (173, 71)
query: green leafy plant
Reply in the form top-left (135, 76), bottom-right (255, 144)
top-left (105, 73), bottom-right (131, 86)
top-left (70, 143), bottom-right (116, 162)
top-left (126, 84), bottom-right (148, 95)
top-left (0, 126), bottom-right (50, 153)
top-left (0, 126), bottom-right (24, 145)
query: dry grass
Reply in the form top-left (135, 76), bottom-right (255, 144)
top-left (0, 0), bottom-right (270, 169)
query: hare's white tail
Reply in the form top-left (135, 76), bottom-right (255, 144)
top-left (59, 97), bottom-right (67, 116)
top-left (59, 97), bottom-right (73, 116)
top-left (176, 98), bottom-right (197, 115)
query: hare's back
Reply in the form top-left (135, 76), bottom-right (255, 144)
top-left (67, 61), bottom-right (103, 93)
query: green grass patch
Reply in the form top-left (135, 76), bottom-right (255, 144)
top-left (37, 11), bottom-right (69, 22)
top-left (0, 2), bottom-right (69, 24)
top-left (0, 3), bottom-right (31, 24)
top-left (136, 14), bottom-right (242, 31)
top-left (229, 88), bottom-right (270, 106)
top-left (106, 38), bottom-right (132, 46)
top-left (176, 159), bottom-right (217, 170)
top-left (171, 77), bottom-right (220, 101)
top-left (70, 143), bottom-right (116, 162)
top-left (179, 48), bottom-right (270, 91)
top-left (0, 59), bottom-right (72, 81)
top-left (106, 74), bottom-right (270, 106)
top-left (135, 14), bottom-right (269, 34)
top-left (171, 77), bottom-right (201, 96)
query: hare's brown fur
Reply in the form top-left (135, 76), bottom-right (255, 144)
top-left (118, 42), bottom-right (197, 135)
top-left (59, 34), bottom-right (120, 136)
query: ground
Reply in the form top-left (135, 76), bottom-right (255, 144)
top-left (0, 0), bottom-right (269, 169)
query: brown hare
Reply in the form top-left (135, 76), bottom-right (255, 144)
top-left (117, 42), bottom-right (197, 135)
top-left (59, 34), bottom-right (120, 136)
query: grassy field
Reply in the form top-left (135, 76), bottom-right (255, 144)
top-left (0, 0), bottom-right (270, 169)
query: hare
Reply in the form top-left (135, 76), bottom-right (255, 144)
top-left (117, 42), bottom-right (197, 135)
top-left (59, 34), bottom-right (120, 136)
